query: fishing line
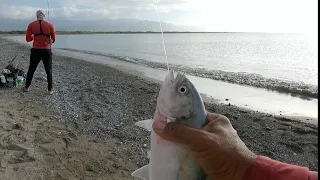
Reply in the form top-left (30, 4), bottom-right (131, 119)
top-left (155, 1), bottom-right (170, 73)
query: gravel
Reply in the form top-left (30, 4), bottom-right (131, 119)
top-left (0, 37), bottom-right (317, 180)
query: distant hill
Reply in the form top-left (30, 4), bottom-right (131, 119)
top-left (0, 17), bottom-right (202, 32)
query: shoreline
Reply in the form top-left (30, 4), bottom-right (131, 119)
top-left (5, 35), bottom-right (318, 100)
top-left (57, 48), bottom-right (318, 100)
top-left (53, 48), bottom-right (318, 124)
top-left (0, 37), bottom-right (318, 179)
top-left (2, 35), bottom-right (318, 124)
top-left (3, 36), bottom-right (318, 123)
top-left (106, 62), bottom-right (318, 125)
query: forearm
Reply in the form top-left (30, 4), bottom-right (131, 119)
top-left (50, 24), bottom-right (56, 43)
top-left (26, 31), bottom-right (33, 42)
top-left (243, 156), bottom-right (318, 180)
top-left (50, 33), bottom-right (56, 43)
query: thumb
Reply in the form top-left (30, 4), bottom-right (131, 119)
top-left (152, 120), bottom-right (207, 146)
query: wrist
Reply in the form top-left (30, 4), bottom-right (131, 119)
top-left (232, 149), bottom-right (258, 180)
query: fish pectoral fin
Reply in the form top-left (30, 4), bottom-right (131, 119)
top-left (131, 165), bottom-right (149, 180)
top-left (135, 119), bottom-right (154, 131)
top-left (147, 150), bottom-right (151, 159)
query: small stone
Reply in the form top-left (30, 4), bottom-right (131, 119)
top-left (90, 139), bottom-right (98, 143)
top-left (143, 144), bottom-right (147, 148)
top-left (266, 126), bottom-right (272, 131)
top-left (12, 123), bottom-right (22, 130)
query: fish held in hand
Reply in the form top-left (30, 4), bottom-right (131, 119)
top-left (132, 70), bottom-right (208, 180)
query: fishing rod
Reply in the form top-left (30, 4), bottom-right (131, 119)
top-left (8, 54), bottom-right (18, 64)
top-left (47, 0), bottom-right (50, 21)
top-left (46, 0), bottom-right (52, 48)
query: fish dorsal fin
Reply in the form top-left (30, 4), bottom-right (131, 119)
top-left (135, 119), bottom-right (153, 131)
top-left (131, 165), bottom-right (149, 180)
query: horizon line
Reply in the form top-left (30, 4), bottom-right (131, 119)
top-left (0, 30), bottom-right (309, 34)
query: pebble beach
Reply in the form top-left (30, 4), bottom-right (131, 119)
top-left (0, 37), bottom-right (318, 180)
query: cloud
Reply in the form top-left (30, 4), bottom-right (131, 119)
top-left (0, 1), bottom-right (201, 31)
top-left (0, 0), bottom-right (196, 21)
top-left (0, 0), bottom-right (318, 32)
top-left (55, 0), bottom-right (196, 19)
top-left (0, 4), bottom-right (36, 20)
top-left (58, 0), bottom-right (194, 11)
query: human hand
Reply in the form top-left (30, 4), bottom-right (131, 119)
top-left (152, 112), bottom-right (258, 180)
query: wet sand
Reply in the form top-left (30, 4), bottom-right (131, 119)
top-left (0, 37), bottom-right (318, 180)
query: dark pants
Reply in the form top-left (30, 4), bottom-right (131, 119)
top-left (25, 48), bottom-right (53, 91)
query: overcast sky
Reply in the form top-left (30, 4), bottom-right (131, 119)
top-left (0, 0), bottom-right (318, 32)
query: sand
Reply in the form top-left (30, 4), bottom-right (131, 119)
top-left (0, 37), bottom-right (318, 180)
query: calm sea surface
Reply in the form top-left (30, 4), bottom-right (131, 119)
top-left (10, 33), bottom-right (318, 85)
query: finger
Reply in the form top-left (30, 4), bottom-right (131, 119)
top-left (153, 120), bottom-right (208, 145)
top-left (207, 113), bottom-right (231, 125)
top-left (206, 112), bottom-right (221, 123)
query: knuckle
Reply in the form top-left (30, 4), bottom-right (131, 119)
top-left (220, 115), bottom-right (229, 120)
top-left (207, 112), bottom-right (219, 119)
top-left (164, 122), bottom-right (180, 135)
top-left (231, 127), bottom-right (238, 135)
top-left (163, 122), bottom-right (189, 143)
top-left (220, 115), bottom-right (232, 124)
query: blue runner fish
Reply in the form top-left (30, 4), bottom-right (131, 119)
top-left (132, 70), bottom-right (209, 180)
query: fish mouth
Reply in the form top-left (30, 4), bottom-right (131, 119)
top-left (168, 69), bottom-right (185, 84)
top-left (157, 103), bottom-right (176, 122)
top-left (158, 98), bottom-right (193, 123)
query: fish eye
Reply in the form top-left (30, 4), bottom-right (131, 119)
top-left (178, 85), bottom-right (188, 94)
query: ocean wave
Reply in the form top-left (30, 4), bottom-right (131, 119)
top-left (57, 48), bottom-right (318, 99)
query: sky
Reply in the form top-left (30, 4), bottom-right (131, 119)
top-left (0, 0), bottom-right (318, 32)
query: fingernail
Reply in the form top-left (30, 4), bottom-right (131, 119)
top-left (153, 120), bottom-right (166, 132)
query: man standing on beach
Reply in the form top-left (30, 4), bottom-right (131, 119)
top-left (24, 10), bottom-right (56, 95)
